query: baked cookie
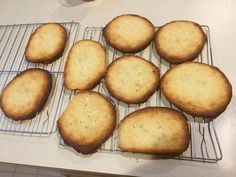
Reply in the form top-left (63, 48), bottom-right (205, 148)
top-left (64, 40), bottom-right (106, 90)
top-left (0, 68), bottom-right (52, 121)
top-left (154, 20), bottom-right (206, 63)
top-left (104, 55), bottom-right (160, 104)
top-left (57, 91), bottom-right (116, 154)
top-left (118, 107), bottom-right (189, 155)
top-left (161, 62), bottom-right (232, 118)
top-left (103, 14), bottom-right (155, 53)
top-left (25, 23), bottom-right (67, 63)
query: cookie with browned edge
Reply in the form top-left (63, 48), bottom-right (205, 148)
top-left (57, 91), bottom-right (116, 155)
top-left (154, 20), bottom-right (206, 64)
top-left (103, 14), bottom-right (155, 53)
top-left (64, 40), bottom-right (106, 90)
top-left (0, 68), bottom-right (52, 121)
top-left (105, 55), bottom-right (160, 104)
top-left (25, 23), bottom-right (67, 63)
top-left (118, 107), bottom-right (189, 155)
top-left (161, 62), bottom-right (232, 118)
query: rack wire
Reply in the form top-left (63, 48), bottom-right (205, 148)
top-left (0, 22), bottom-right (81, 136)
top-left (60, 25), bottom-right (222, 163)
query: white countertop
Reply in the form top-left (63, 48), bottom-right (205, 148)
top-left (0, 0), bottom-right (236, 176)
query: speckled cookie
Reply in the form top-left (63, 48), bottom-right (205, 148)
top-left (154, 20), bottom-right (206, 63)
top-left (57, 91), bottom-right (116, 154)
top-left (160, 62), bottom-right (232, 118)
top-left (64, 40), bottom-right (106, 90)
top-left (105, 55), bottom-right (160, 104)
top-left (0, 68), bottom-right (52, 121)
top-left (103, 14), bottom-right (155, 53)
top-left (118, 107), bottom-right (190, 155)
top-left (25, 23), bottom-right (67, 63)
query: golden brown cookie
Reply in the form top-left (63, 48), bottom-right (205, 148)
top-left (0, 68), bottom-right (52, 121)
top-left (154, 20), bottom-right (206, 63)
top-left (160, 62), bottom-right (232, 118)
top-left (104, 55), bottom-right (160, 104)
top-left (64, 40), bottom-right (106, 90)
top-left (57, 91), bottom-right (116, 154)
top-left (118, 107), bottom-right (189, 155)
top-left (25, 23), bottom-right (67, 63)
top-left (103, 14), bottom-right (155, 53)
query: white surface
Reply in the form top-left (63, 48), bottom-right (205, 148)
top-left (0, 0), bottom-right (236, 176)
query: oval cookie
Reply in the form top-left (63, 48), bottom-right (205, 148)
top-left (105, 55), bottom-right (160, 104)
top-left (57, 91), bottom-right (116, 154)
top-left (154, 20), bottom-right (206, 63)
top-left (25, 23), bottom-right (67, 63)
top-left (0, 68), bottom-right (52, 121)
top-left (103, 14), bottom-right (155, 53)
top-left (160, 62), bottom-right (232, 118)
top-left (64, 40), bottom-right (106, 90)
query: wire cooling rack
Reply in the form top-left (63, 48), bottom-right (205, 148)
top-left (0, 22), bottom-right (80, 136)
top-left (59, 25), bottom-right (222, 163)
top-left (0, 22), bottom-right (222, 162)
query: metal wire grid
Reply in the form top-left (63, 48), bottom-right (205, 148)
top-left (59, 25), bottom-right (222, 163)
top-left (0, 22), bottom-right (81, 136)
top-left (0, 22), bottom-right (222, 162)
